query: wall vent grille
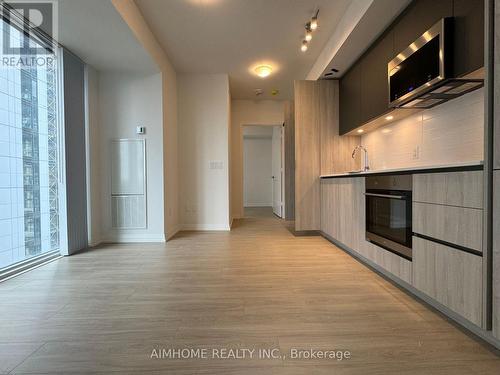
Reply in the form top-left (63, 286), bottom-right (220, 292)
top-left (111, 195), bottom-right (146, 229)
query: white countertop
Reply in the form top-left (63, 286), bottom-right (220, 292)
top-left (320, 160), bottom-right (484, 178)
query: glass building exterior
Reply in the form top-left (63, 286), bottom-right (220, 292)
top-left (0, 19), bottom-right (59, 268)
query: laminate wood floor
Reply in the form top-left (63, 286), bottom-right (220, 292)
top-left (0, 207), bottom-right (499, 374)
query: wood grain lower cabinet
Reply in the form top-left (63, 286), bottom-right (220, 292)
top-left (413, 202), bottom-right (483, 252)
top-left (413, 171), bottom-right (483, 209)
top-left (320, 178), bottom-right (412, 284)
top-left (413, 236), bottom-right (483, 327)
top-left (320, 178), bottom-right (363, 251)
top-left (363, 242), bottom-right (412, 284)
top-left (493, 170), bottom-right (500, 339)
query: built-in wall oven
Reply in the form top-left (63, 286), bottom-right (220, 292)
top-left (365, 175), bottom-right (412, 260)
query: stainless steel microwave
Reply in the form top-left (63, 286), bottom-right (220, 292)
top-left (387, 18), bottom-right (483, 109)
top-left (388, 18), bottom-right (450, 108)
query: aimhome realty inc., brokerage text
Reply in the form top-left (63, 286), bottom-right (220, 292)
top-left (150, 347), bottom-right (352, 361)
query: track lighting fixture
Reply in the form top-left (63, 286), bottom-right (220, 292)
top-left (300, 10), bottom-right (319, 53)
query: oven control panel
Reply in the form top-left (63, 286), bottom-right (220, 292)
top-left (366, 174), bottom-right (412, 191)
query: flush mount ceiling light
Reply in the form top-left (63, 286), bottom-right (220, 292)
top-left (385, 115), bottom-right (394, 120)
top-left (301, 41), bottom-right (308, 52)
top-left (254, 65), bottom-right (273, 78)
top-left (249, 61), bottom-right (280, 78)
top-left (357, 129), bottom-right (364, 134)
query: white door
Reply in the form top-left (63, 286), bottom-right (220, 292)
top-left (272, 126), bottom-right (282, 217)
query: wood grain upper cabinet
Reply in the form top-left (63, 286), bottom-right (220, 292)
top-left (393, 0), bottom-right (453, 54)
top-left (452, 0), bottom-right (484, 77)
top-left (339, 63), bottom-right (361, 135)
top-left (360, 31), bottom-right (394, 125)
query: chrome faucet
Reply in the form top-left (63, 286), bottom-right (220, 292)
top-left (352, 145), bottom-right (370, 171)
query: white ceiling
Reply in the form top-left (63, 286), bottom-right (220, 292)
top-left (135, 0), bottom-right (351, 100)
top-left (57, 0), bottom-right (158, 74)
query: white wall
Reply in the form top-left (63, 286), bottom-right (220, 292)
top-left (112, 0), bottom-right (179, 240)
top-left (361, 89), bottom-right (484, 170)
top-left (243, 126), bottom-right (273, 207)
top-left (178, 74), bottom-right (231, 230)
top-left (97, 72), bottom-right (165, 242)
top-left (230, 100), bottom-right (285, 218)
top-left (161, 70), bottom-right (179, 239)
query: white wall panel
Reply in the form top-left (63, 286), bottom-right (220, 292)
top-left (110, 139), bottom-right (145, 195)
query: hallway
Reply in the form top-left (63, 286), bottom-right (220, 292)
top-left (0, 212), bottom-right (499, 374)
top-left (243, 206), bottom-right (278, 218)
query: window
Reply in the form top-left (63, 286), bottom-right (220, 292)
top-left (0, 16), bottom-right (61, 269)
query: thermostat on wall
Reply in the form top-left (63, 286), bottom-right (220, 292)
top-left (136, 126), bottom-right (146, 134)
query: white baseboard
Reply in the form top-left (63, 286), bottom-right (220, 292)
top-left (182, 223), bottom-right (231, 231)
top-left (104, 233), bottom-right (166, 243)
top-left (243, 204), bottom-right (272, 207)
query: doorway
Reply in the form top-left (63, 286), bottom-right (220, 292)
top-left (242, 125), bottom-right (284, 218)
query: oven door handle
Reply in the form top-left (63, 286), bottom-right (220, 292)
top-left (364, 192), bottom-right (408, 200)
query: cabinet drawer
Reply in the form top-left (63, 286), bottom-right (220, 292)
top-left (412, 236), bottom-right (482, 327)
top-left (361, 241), bottom-right (412, 284)
top-left (413, 202), bottom-right (483, 253)
top-left (413, 171), bottom-right (483, 209)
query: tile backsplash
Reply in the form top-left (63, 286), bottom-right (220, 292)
top-left (361, 88), bottom-right (484, 170)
